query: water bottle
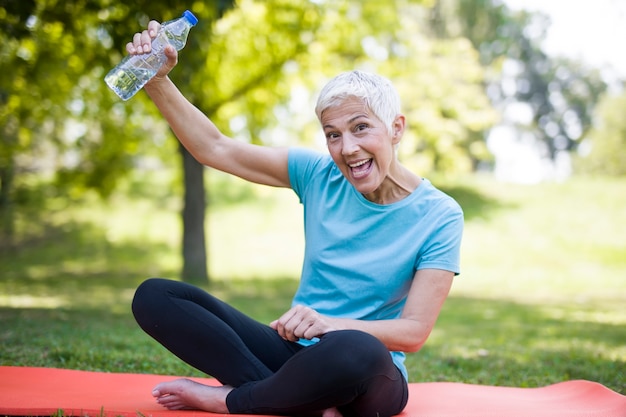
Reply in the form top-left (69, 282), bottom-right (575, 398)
top-left (105, 10), bottom-right (198, 101)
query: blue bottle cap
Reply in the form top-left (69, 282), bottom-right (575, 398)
top-left (183, 10), bottom-right (198, 26)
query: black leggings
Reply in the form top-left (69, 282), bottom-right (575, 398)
top-left (131, 278), bottom-right (408, 417)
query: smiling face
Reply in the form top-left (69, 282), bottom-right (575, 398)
top-left (321, 96), bottom-right (411, 204)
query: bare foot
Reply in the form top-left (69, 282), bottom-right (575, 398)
top-left (152, 378), bottom-right (233, 412)
top-left (322, 407), bottom-right (343, 417)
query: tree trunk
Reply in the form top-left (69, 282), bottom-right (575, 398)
top-left (0, 159), bottom-right (15, 250)
top-left (179, 143), bottom-right (209, 285)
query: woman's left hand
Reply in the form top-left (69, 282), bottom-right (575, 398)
top-left (270, 305), bottom-right (337, 342)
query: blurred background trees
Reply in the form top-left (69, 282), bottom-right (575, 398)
top-left (575, 91), bottom-right (626, 176)
top-left (1, 0), bottom-right (622, 283)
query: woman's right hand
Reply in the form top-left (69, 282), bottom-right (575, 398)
top-left (125, 20), bottom-right (178, 82)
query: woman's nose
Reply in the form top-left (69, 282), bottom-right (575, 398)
top-left (341, 134), bottom-right (359, 155)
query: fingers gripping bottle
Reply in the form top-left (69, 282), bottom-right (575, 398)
top-left (105, 10), bottom-right (198, 101)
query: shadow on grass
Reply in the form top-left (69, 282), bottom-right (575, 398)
top-left (438, 183), bottom-right (516, 221)
top-left (407, 295), bottom-right (625, 394)
top-left (0, 278), bottom-right (300, 377)
top-left (0, 219), bottom-right (178, 310)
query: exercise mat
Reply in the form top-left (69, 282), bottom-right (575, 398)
top-left (1, 366), bottom-right (624, 416)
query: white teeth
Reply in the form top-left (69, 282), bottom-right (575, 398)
top-left (349, 159), bottom-right (370, 168)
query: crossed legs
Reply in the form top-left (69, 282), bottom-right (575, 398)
top-left (132, 278), bottom-right (408, 417)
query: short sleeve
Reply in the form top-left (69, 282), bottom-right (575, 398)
top-left (415, 198), bottom-right (464, 275)
top-left (288, 147), bottom-right (327, 203)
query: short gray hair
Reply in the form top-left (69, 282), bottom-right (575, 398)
top-left (315, 70), bottom-right (401, 135)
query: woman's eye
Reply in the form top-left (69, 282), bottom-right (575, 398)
top-left (355, 123), bottom-right (368, 132)
top-left (326, 132), bottom-right (340, 141)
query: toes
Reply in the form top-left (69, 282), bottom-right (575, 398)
top-left (156, 394), bottom-right (183, 410)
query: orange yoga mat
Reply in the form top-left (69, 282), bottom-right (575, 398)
top-left (0, 366), bottom-right (624, 417)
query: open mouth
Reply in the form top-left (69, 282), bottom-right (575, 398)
top-left (349, 159), bottom-right (373, 179)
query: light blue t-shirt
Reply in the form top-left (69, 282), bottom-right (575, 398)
top-left (287, 147), bottom-right (464, 380)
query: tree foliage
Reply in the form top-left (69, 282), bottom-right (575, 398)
top-left (0, 0), bottom-right (234, 251)
top-left (430, 0), bottom-right (608, 164)
top-left (202, 0), bottom-right (496, 173)
top-left (3, 0), bottom-right (525, 282)
top-left (575, 91), bottom-right (626, 176)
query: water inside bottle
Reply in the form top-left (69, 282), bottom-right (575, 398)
top-left (162, 28), bottom-right (188, 50)
top-left (104, 65), bottom-right (158, 101)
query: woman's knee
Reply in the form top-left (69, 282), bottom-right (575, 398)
top-left (131, 278), bottom-right (173, 324)
top-left (133, 277), bottom-right (164, 304)
top-left (321, 330), bottom-right (393, 377)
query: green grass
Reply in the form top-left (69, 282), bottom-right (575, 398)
top-left (0, 174), bottom-right (624, 394)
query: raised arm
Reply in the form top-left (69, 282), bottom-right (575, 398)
top-left (127, 20), bottom-right (291, 188)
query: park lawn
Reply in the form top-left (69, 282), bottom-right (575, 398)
top-left (0, 174), bottom-right (624, 394)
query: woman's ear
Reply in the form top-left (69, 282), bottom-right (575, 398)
top-left (391, 114), bottom-right (406, 144)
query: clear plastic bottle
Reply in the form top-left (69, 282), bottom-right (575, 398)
top-left (105, 10), bottom-right (198, 101)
